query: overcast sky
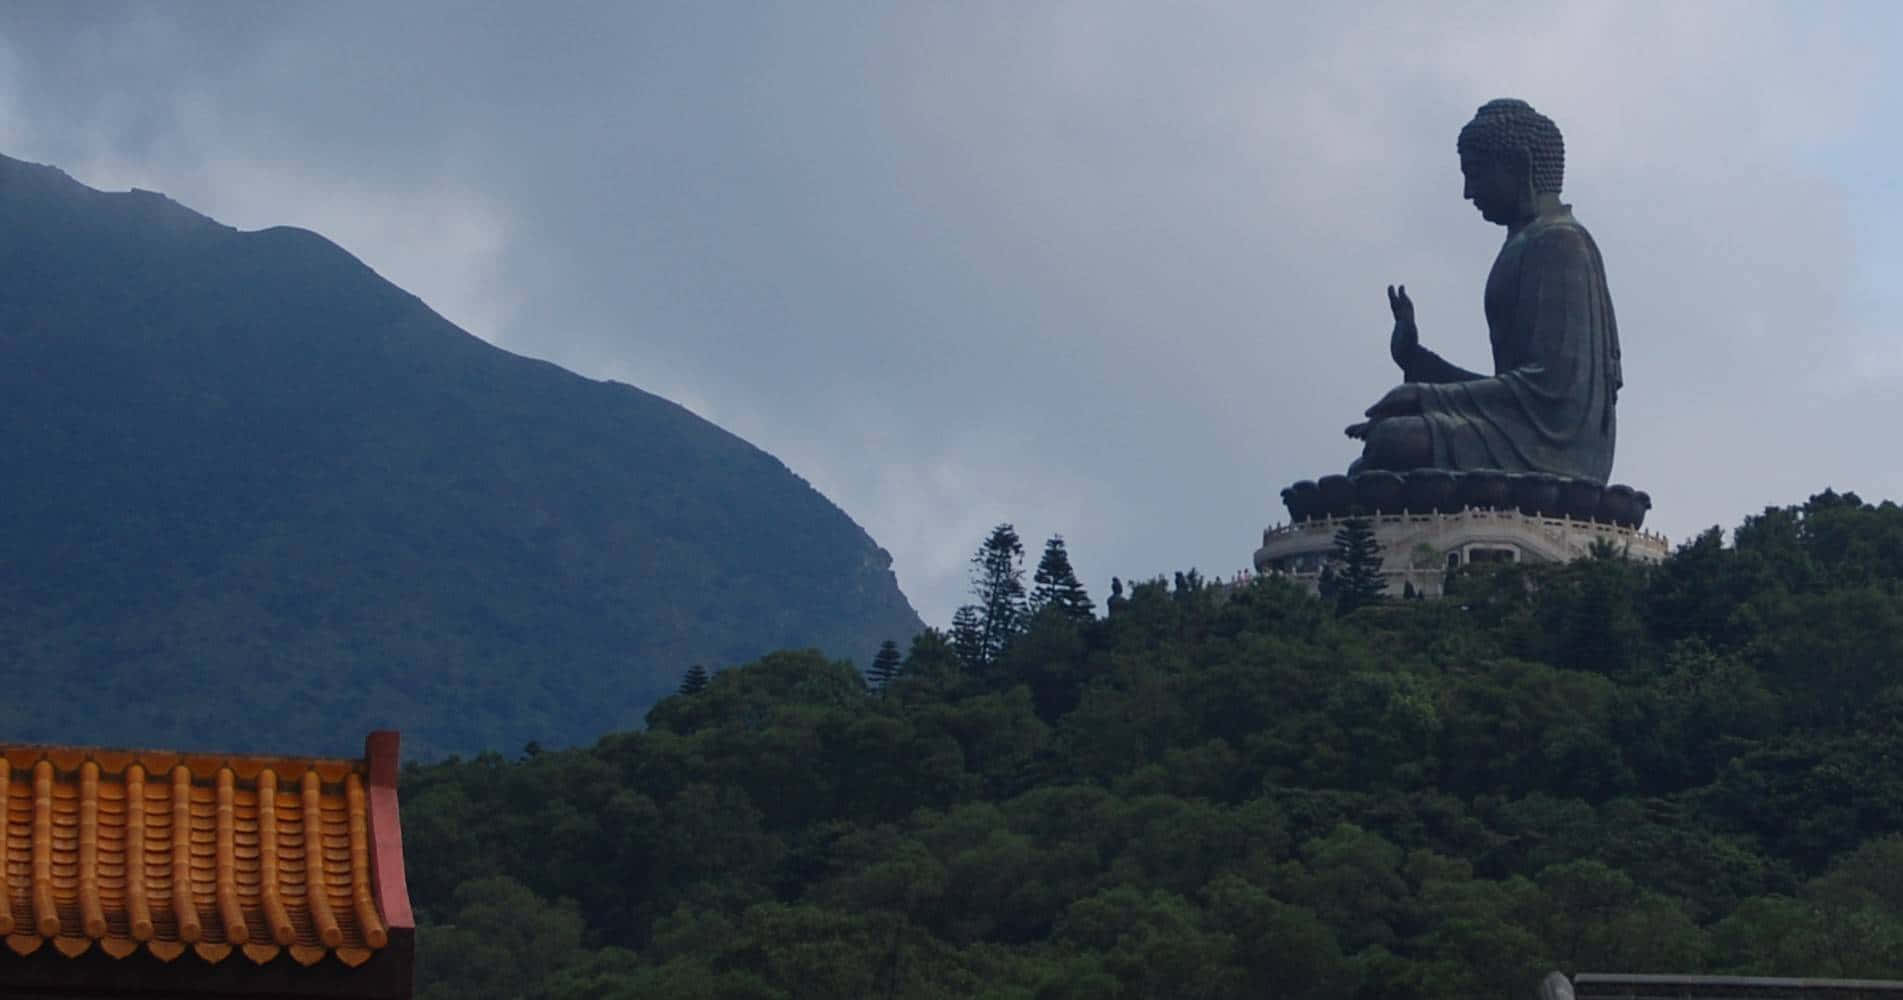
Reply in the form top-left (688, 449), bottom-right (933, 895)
top-left (3, 2), bottom-right (1899, 624)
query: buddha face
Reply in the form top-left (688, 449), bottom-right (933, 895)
top-left (1459, 150), bottom-right (1527, 225)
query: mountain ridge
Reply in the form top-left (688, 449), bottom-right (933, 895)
top-left (0, 152), bottom-right (923, 758)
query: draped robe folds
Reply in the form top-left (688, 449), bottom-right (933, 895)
top-left (1397, 206), bottom-right (1621, 484)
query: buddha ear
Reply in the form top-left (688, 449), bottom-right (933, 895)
top-left (1504, 150), bottom-right (1534, 187)
top-left (1506, 150), bottom-right (1538, 201)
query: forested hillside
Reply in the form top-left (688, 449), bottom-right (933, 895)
top-left (401, 491), bottom-right (1903, 999)
top-left (0, 153), bottom-right (921, 757)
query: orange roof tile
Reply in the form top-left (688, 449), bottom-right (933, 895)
top-left (0, 731), bottom-right (413, 989)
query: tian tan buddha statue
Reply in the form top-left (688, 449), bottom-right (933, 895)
top-left (1345, 98), bottom-right (1621, 484)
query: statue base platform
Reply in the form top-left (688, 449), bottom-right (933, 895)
top-left (1254, 507), bottom-right (1669, 599)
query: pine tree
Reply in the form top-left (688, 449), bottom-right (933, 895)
top-left (950, 605), bottom-right (985, 667)
top-left (1331, 516), bottom-right (1387, 613)
top-left (970, 524), bottom-right (1027, 665)
top-left (678, 663), bottom-right (710, 695)
top-left (1029, 535), bottom-right (1094, 622)
top-left (866, 639), bottom-right (904, 691)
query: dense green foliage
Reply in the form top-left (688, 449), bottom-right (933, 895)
top-left (0, 153), bottom-right (921, 758)
top-left (403, 491), bottom-right (1903, 998)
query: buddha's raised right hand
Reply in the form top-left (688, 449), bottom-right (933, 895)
top-left (1388, 284), bottom-right (1417, 369)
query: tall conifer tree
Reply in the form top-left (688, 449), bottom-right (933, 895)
top-left (950, 605), bottom-right (985, 667)
top-left (866, 639), bottom-right (904, 691)
top-left (1030, 535), bottom-right (1094, 622)
top-left (1331, 516), bottom-right (1387, 613)
top-left (971, 524), bottom-right (1027, 665)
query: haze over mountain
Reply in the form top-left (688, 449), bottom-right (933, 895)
top-left (0, 152), bottom-right (923, 758)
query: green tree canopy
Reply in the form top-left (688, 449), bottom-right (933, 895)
top-left (401, 491), bottom-right (1903, 999)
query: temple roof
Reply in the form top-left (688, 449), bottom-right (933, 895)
top-left (0, 732), bottom-right (412, 998)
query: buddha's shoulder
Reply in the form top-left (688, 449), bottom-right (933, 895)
top-left (1525, 213), bottom-right (1598, 253)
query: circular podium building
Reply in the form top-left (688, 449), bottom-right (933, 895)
top-left (1256, 472), bottom-right (1668, 598)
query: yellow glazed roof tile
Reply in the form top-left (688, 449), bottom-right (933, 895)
top-left (0, 739), bottom-right (407, 970)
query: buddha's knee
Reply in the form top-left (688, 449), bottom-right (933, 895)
top-left (1361, 416), bottom-right (1432, 470)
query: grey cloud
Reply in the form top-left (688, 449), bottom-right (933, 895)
top-left (1, 1), bottom-right (1897, 622)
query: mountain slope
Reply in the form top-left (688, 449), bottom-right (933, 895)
top-left (0, 153), bottom-right (922, 757)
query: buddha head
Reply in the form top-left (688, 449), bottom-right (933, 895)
top-left (1456, 99), bottom-right (1564, 225)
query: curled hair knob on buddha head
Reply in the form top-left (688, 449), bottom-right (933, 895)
top-left (1457, 98), bottom-right (1565, 195)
